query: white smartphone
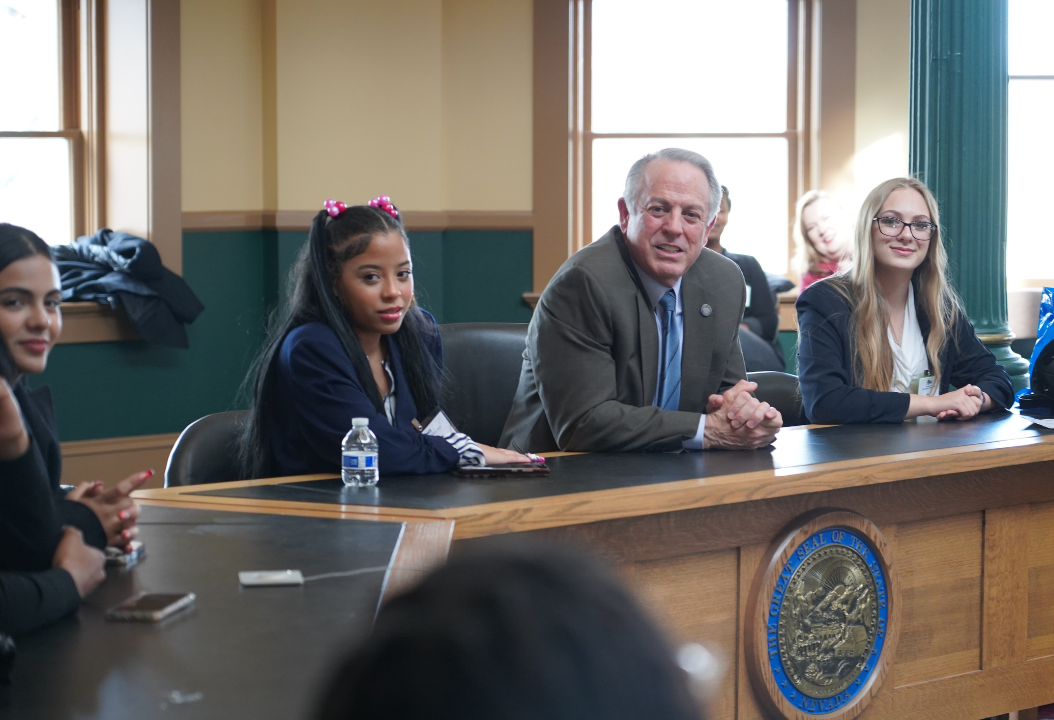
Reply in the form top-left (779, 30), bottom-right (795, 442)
top-left (238, 570), bottom-right (305, 587)
top-left (105, 592), bottom-right (196, 622)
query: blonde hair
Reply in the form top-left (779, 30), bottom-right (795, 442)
top-left (792, 190), bottom-right (849, 278)
top-left (828, 177), bottom-right (962, 391)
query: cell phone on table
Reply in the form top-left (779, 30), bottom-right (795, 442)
top-left (457, 463), bottom-right (550, 477)
top-left (105, 592), bottom-right (195, 622)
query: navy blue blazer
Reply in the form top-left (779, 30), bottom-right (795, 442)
top-left (796, 279), bottom-right (1013, 424)
top-left (268, 318), bottom-right (459, 477)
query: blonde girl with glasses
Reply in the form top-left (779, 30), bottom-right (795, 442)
top-left (795, 178), bottom-right (1012, 424)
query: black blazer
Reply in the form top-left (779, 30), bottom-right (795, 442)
top-left (796, 279), bottom-right (1014, 424)
top-left (0, 441), bottom-right (81, 636)
top-left (723, 250), bottom-right (779, 342)
top-left (11, 381), bottom-right (106, 550)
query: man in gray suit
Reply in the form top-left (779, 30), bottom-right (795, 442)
top-left (500, 148), bottom-right (782, 452)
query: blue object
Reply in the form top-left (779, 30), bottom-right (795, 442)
top-left (1029, 288), bottom-right (1054, 381)
top-left (766, 528), bottom-right (889, 715)
top-left (656, 290), bottom-right (681, 411)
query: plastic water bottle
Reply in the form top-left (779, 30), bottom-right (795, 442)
top-left (341, 418), bottom-right (379, 487)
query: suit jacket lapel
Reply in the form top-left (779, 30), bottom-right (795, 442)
top-left (680, 269), bottom-right (715, 413)
top-left (613, 229), bottom-right (659, 405)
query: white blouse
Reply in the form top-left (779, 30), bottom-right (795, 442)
top-left (887, 284), bottom-right (934, 395)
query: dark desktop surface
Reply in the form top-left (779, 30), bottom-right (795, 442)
top-left (191, 411), bottom-right (1053, 511)
top-left (0, 506), bottom-right (404, 720)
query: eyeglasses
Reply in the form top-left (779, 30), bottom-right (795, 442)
top-left (873, 216), bottom-right (937, 241)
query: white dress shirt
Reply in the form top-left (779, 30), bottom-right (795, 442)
top-left (888, 284), bottom-right (933, 395)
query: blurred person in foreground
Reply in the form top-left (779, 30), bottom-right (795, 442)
top-left (315, 544), bottom-right (705, 720)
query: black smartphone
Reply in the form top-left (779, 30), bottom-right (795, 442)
top-left (457, 463), bottom-right (550, 477)
top-left (105, 592), bottom-right (195, 622)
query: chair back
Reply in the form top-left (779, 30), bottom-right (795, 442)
top-left (747, 371), bottom-right (807, 426)
top-left (165, 410), bottom-right (250, 487)
top-left (439, 323), bottom-right (529, 447)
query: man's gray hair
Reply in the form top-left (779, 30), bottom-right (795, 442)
top-left (622, 148), bottom-right (723, 223)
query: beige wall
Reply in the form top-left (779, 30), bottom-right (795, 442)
top-left (180, 0), bottom-right (532, 214)
top-left (441, 0), bottom-right (532, 211)
top-left (180, 0), bottom-right (265, 212)
top-left (854, 0), bottom-right (911, 204)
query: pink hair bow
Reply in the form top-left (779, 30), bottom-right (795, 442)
top-left (324, 199), bottom-right (347, 217)
top-left (368, 195), bottom-right (399, 219)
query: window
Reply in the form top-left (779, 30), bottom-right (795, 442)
top-left (1007, 0), bottom-right (1054, 285)
top-left (0, 0), bottom-right (82, 245)
top-left (587, 0), bottom-right (795, 273)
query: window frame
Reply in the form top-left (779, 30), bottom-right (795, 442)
top-left (533, 0), bottom-right (816, 293)
top-left (0, 0), bottom-right (182, 345)
top-left (1007, 71), bottom-right (1054, 288)
top-left (575, 0), bottom-right (802, 261)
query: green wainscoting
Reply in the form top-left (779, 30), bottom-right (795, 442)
top-left (32, 228), bottom-right (534, 442)
top-left (32, 231), bottom-right (269, 441)
top-left (777, 330), bottom-right (798, 375)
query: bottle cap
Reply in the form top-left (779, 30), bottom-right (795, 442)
top-left (352, 417), bottom-right (369, 428)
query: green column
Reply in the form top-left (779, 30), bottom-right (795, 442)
top-left (909, 0), bottom-right (1029, 391)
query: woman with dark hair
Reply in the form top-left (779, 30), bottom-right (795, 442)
top-left (796, 178), bottom-right (1012, 423)
top-left (315, 543), bottom-right (705, 720)
top-left (238, 198), bottom-right (530, 478)
top-left (0, 223), bottom-right (144, 634)
top-left (0, 223), bottom-right (149, 557)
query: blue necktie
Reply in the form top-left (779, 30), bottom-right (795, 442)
top-left (656, 289), bottom-right (681, 411)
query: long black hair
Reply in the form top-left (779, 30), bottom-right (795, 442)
top-left (0, 224), bottom-right (53, 381)
top-left (236, 205), bottom-right (441, 479)
top-left (315, 542), bottom-right (704, 720)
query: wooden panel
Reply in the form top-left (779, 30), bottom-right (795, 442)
top-left (864, 652), bottom-right (1054, 720)
top-left (62, 432), bottom-right (178, 489)
top-left (382, 520), bottom-right (455, 602)
top-left (1027, 500), bottom-right (1054, 658)
top-left (893, 514), bottom-right (982, 687)
top-left (621, 549), bottom-right (738, 720)
top-left (736, 543), bottom-right (768, 720)
top-left (983, 505), bottom-right (1031, 668)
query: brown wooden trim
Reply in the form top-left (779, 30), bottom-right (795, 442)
top-left (148, 0), bottom-right (182, 275)
top-left (62, 431), bottom-right (178, 457)
top-left (181, 210), bottom-right (534, 233)
top-left (80, 0), bottom-right (106, 237)
top-left (532, 0), bottom-right (574, 293)
top-left (181, 211), bottom-right (276, 232)
top-left (57, 301), bottom-right (139, 344)
top-left (134, 433), bottom-right (1054, 541)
